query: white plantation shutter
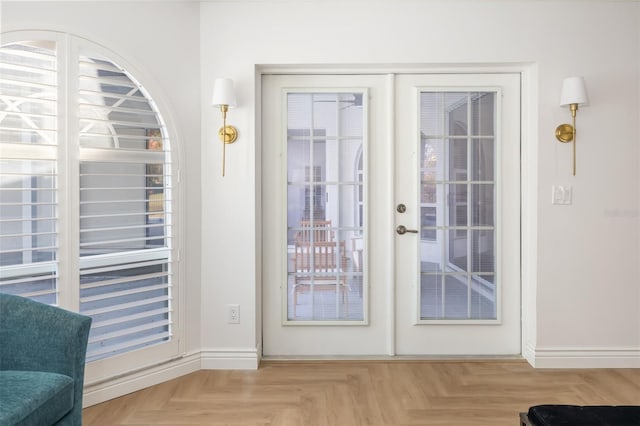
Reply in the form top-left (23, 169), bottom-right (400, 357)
top-left (77, 54), bottom-right (174, 361)
top-left (0, 41), bottom-right (59, 304)
top-left (0, 36), bottom-right (178, 368)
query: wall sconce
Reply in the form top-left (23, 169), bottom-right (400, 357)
top-left (211, 78), bottom-right (238, 177)
top-left (555, 76), bottom-right (589, 176)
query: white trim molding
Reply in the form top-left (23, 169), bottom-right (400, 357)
top-left (532, 346), bottom-right (640, 368)
top-left (82, 345), bottom-right (637, 407)
top-left (83, 352), bottom-right (201, 407)
top-left (83, 347), bottom-right (261, 407)
top-left (523, 341), bottom-right (537, 366)
top-left (201, 347), bottom-right (260, 370)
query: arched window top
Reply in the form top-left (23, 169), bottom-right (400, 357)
top-left (1, 30), bottom-right (176, 155)
top-left (78, 52), bottom-right (170, 152)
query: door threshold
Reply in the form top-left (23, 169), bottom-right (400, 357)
top-left (261, 354), bottom-right (525, 362)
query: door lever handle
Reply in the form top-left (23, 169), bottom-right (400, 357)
top-left (396, 225), bottom-right (419, 235)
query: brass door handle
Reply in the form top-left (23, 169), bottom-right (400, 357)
top-left (396, 225), bottom-right (419, 235)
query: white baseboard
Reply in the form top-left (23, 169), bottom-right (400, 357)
top-left (83, 352), bottom-right (201, 407)
top-left (201, 347), bottom-right (260, 370)
top-left (523, 341), bottom-right (536, 367)
top-left (532, 346), bottom-right (640, 368)
top-left (82, 347), bottom-right (260, 407)
top-left (82, 345), bottom-right (637, 407)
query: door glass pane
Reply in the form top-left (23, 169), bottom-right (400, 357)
top-left (286, 92), bottom-right (364, 322)
top-left (419, 92), bottom-right (496, 320)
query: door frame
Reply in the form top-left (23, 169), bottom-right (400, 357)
top-left (256, 64), bottom-right (538, 361)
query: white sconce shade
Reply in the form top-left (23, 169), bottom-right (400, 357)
top-left (212, 78), bottom-right (237, 107)
top-left (560, 76), bottom-right (588, 106)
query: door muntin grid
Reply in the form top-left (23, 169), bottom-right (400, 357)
top-left (286, 92), bottom-right (365, 323)
top-left (419, 91), bottom-right (498, 322)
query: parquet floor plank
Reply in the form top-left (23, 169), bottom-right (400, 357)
top-left (83, 360), bottom-right (640, 426)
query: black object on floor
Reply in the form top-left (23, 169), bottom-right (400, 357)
top-left (520, 405), bottom-right (640, 426)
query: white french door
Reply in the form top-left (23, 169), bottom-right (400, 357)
top-left (262, 72), bottom-right (520, 356)
top-left (262, 74), bottom-right (392, 356)
top-left (394, 73), bottom-right (521, 354)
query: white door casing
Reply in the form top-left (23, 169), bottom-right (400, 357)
top-left (262, 72), bottom-right (521, 356)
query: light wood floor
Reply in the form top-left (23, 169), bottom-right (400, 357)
top-left (83, 360), bottom-right (640, 426)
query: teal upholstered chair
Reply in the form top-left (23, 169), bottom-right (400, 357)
top-left (0, 293), bottom-right (92, 425)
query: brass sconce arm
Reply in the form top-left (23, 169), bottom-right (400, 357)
top-left (555, 103), bottom-right (579, 176)
top-left (219, 104), bottom-right (238, 177)
top-left (219, 105), bottom-right (238, 143)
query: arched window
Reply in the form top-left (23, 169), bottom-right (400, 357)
top-left (0, 33), bottom-right (180, 375)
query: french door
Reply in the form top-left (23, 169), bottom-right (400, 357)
top-left (262, 75), bottom-right (392, 355)
top-left (394, 74), bottom-right (521, 354)
top-left (262, 72), bottom-right (520, 356)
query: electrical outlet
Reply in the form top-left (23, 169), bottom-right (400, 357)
top-left (228, 304), bottom-right (240, 324)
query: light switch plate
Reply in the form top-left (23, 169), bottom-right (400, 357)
top-left (552, 185), bottom-right (572, 205)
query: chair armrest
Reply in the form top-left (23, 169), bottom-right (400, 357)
top-left (0, 293), bottom-right (92, 420)
top-left (0, 293), bottom-right (91, 377)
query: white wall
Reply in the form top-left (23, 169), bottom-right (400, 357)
top-left (200, 0), bottom-right (640, 367)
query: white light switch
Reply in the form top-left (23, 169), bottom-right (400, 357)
top-left (552, 185), bottom-right (572, 205)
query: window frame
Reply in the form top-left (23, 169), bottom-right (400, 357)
top-left (0, 30), bottom-right (184, 384)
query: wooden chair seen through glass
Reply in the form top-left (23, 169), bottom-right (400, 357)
top-left (286, 92), bottom-right (364, 322)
